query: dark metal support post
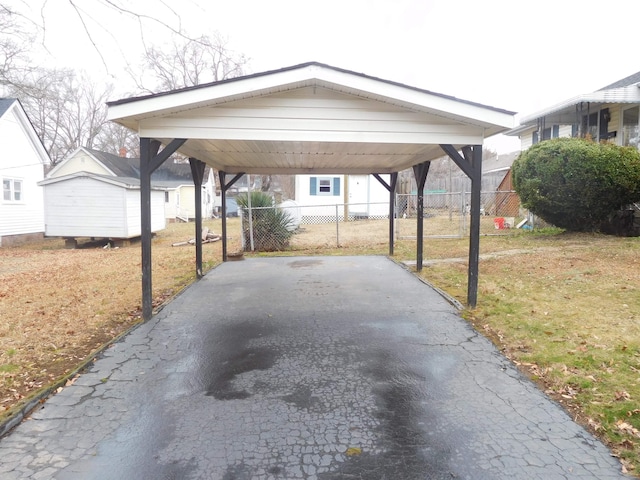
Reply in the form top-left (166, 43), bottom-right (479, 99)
top-left (139, 137), bottom-right (187, 320)
top-left (139, 138), bottom-right (159, 321)
top-left (218, 171), bottom-right (244, 261)
top-left (189, 158), bottom-right (206, 278)
top-left (373, 172), bottom-right (398, 256)
top-left (219, 171), bottom-right (228, 261)
top-left (412, 162), bottom-right (430, 271)
top-left (440, 144), bottom-right (482, 307)
top-left (466, 145), bottom-right (482, 307)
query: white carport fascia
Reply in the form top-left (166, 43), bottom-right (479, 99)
top-left (137, 123), bottom-right (486, 145)
top-left (107, 62), bottom-right (515, 137)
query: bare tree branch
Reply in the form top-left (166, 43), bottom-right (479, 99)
top-left (66, 0), bottom-right (110, 73)
top-left (134, 31), bottom-right (248, 93)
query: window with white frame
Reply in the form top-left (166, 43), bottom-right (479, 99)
top-left (2, 178), bottom-right (22, 202)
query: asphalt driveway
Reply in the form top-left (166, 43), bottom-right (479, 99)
top-left (0, 256), bottom-right (628, 479)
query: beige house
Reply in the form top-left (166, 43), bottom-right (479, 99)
top-left (507, 71), bottom-right (640, 150)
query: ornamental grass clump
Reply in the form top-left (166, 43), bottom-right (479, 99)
top-left (236, 192), bottom-right (295, 251)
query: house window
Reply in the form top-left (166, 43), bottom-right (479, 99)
top-left (3, 178), bottom-right (22, 202)
top-left (165, 191), bottom-right (170, 203)
top-left (310, 177), bottom-right (341, 196)
top-left (532, 125), bottom-right (560, 144)
top-left (319, 178), bottom-right (332, 194)
top-left (622, 106), bottom-right (639, 148)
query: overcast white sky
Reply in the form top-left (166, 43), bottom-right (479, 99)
top-left (14, 0), bottom-right (640, 152)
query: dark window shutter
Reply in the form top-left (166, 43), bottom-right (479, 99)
top-left (333, 177), bottom-right (340, 196)
top-left (600, 108), bottom-right (610, 139)
top-left (310, 177), bottom-right (317, 196)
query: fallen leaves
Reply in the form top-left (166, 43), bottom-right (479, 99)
top-left (615, 390), bottom-right (632, 402)
top-left (345, 447), bottom-right (362, 457)
top-left (617, 420), bottom-right (640, 439)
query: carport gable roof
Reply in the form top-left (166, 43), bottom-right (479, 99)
top-left (107, 62), bottom-right (515, 175)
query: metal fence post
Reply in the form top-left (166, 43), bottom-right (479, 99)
top-left (460, 190), bottom-right (466, 236)
top-left (335, 204), bottom-right (340, 247)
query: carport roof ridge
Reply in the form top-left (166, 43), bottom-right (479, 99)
top-left (106, 61), bottom-right (515, 116)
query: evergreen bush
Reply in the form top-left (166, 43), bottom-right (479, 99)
top-left (512, 137), bottom-right (640, 232)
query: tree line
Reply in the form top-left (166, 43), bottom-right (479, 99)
top-left (0, 3), bottom-right (248, 164)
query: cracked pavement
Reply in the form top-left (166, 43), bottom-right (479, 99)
top-left (0, 256), bottom-right (629, 479)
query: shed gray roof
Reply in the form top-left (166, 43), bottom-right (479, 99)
top-left (85, 148), bottom-right (195, 183)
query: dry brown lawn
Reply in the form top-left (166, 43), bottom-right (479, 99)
top-left (0, 219), bottom-right (240, 419)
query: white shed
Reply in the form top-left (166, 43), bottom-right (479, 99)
top-left (39, 172), bottom-right (165, 243)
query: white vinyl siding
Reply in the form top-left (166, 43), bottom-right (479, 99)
top-left (0, 101), bottom-right (48, 240)
top-left (294, 174), bottom-right (390, 217)
top-left (42, 176), bottom-right (165, 238)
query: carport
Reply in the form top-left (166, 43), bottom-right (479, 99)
top-left (107, 62), bottom-right (514, 320)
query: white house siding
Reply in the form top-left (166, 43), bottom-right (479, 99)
top-left (124, 188), bottom-right (165, 237)
top-left (295, 174), bottom-right (390, 218)
top-left (43, 176), bottom-right (165, 238)
top-left (0, 104), bottom-right (47, 245)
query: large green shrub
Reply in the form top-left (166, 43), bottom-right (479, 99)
top-left (512, 137), bottom-right (640, 232)
top-left (236, 192), bottom-right (295, 251)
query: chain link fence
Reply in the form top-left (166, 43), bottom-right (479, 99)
top-left (237, 191), bottom-right (526, 252)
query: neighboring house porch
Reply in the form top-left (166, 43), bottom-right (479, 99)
top-left (507, 70), bottom-right (640, 151)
